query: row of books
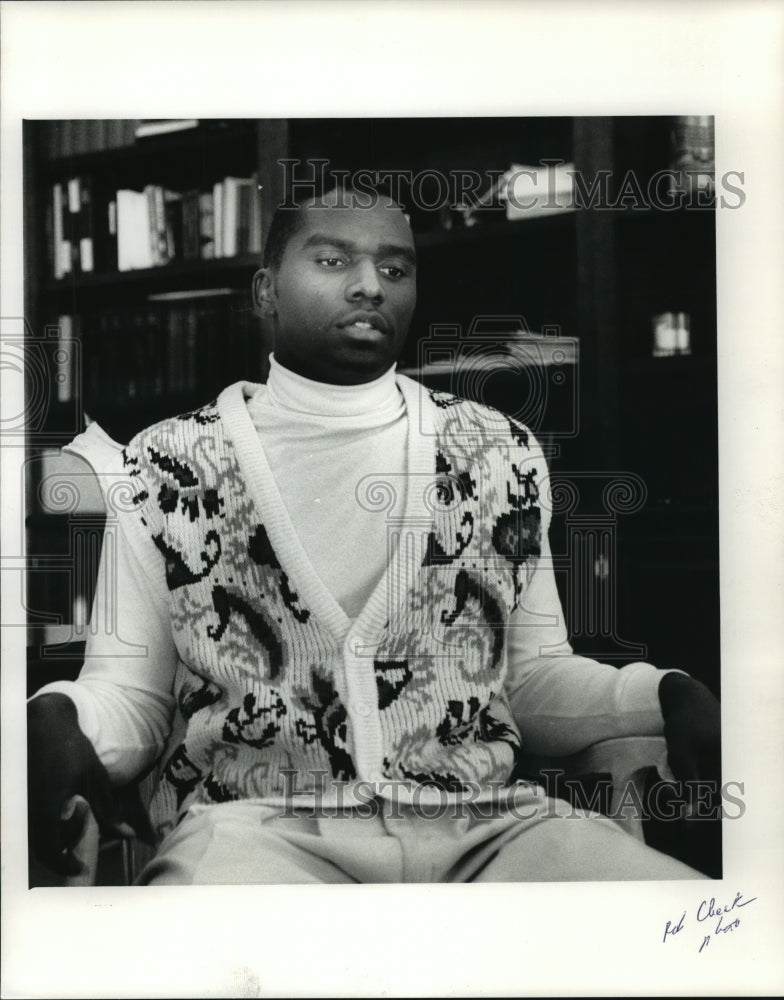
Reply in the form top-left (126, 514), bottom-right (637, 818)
top-left (39, 120), bottom-right (141, 159)
top-left (48, 173), bottom-right (262, 278)
top-left (54, 295), bottom-right (266, 410)
top-left (38, 119), bottom-right (229, 160)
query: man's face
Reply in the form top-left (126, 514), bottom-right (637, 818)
top-left (256, 194), bottom-right (417, 385)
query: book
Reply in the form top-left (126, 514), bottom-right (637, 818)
top-left (219, 175), bottom-right (258, 257)
top-left (181, 190), bottom-right (201, 260)
top-left (222, 176), bottom-right (241, 258)
top-left (213, 181), bottom-right (224, 257)
top-left (106, 197), bottom-right (118, 272)
top-left (184, 304), bottom-right (198, 392)
top-left (249, 173), bottom-right (262, 255)
top-left (52, 183), bottom-right (64, 279)
top-left (135, 119), bottom-right (200, 139)
top-left (84, 313), bottom-right (104, 407)
top-left (66, 178), bottom-right (82, 273)
top-left (167, 306), bottom-right (184, 394)
top-left (199, 191), bottom-right (215, 259)
top-left (105, 310), bottom-right (125, 403)
top-left (145, 185), bottom-right (169, 266)
top-left (146, 308), bottom-right (165, 397)
top-left (117, 189), bottom-right (154, 271)
top-left (84, 120), bottom-right (107, 154)
top-left (106, 120), bottom-right (126, 149)
top-left (236, 178), bottom-right (253, 255)
top-left (55, 182), bottom-right (73, 277)
top-left (72, 121), bottom-right (90, 155)
top-left (164, 190), bottom-right (183, 260)
top-left (78, 177), bottom-right (94, 272)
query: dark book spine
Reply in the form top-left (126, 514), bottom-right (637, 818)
top-left (236, 181), bottom-right (251, 256)
top-left (66, 178), bottom-right (81, 273)
top-left (106, 120), bottom-right (124, 149)
top-left (184, 191), bottom-right (201, 259)
top-left (147, 307), bottom-right (164, 397)
top-left (164, 191), bottom-right (182, 261)
top-left (78, 176), bottom-right (94, 272)
top-left (184, 304), bottom-right (197, 393)
top-left (105, 195), bottom-right (118, 272)
top-left (199, 191), bottom-right (215, 259)
top-left (60, 181), bottom-right (75, 275)
top-left (167, 306), bottom-right (183, 394)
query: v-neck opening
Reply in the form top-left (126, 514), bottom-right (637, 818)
top-left (216, 376), bottom-right (437, 647)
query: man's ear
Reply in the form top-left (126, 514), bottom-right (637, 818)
top-left (253, 268), bottom-right (276, 318)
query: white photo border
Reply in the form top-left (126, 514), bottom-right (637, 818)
top-left (2, 1), bottom-right (783, 996)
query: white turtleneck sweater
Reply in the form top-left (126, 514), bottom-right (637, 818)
top-left (34, 356), bottom-right (671, 784)
top-left (246, 356), bottom-right (407, 619)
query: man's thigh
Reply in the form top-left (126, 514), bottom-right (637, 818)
top-left (136, 801), bottom-right (404, 885)
top-left (463, 798), bottom-right (709, 882)
top-left (136, 802), bottom-right (358, 885)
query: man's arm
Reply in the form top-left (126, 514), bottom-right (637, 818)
top-left (504, 531), bottom-right (676, 753)
top-left (504, 532), bottom-right (721, 781)
top-left (27, 465), bottom-right (178, 873)
top-left (503, 440), bottom-right (720, 782)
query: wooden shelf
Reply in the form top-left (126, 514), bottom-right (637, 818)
top-left (46, 255), bottom-right (260, 299)
top-left (40, 121), bottom-right (255, 177)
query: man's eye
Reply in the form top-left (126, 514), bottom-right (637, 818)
top-left (380, 264), bottom-right (406, 280)
top-left (317, 257), bottom-right (346, 268)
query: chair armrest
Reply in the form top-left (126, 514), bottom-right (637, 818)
top-left (568, 734), bottom-right (672, 784)
top-left (61, 773), bottom-right (159, 887)
top-left (519, 735), bottom-right (672, 840)
top-left (62, 795), bottom-right (101, 887)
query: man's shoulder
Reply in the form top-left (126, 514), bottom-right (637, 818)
top-left (122, 397), bottom-right (223, 462)
top-left (411, 380), bottom-right (539, 454)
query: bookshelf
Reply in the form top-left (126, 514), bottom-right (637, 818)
top-left (24, 116), bottom-right (719, 698)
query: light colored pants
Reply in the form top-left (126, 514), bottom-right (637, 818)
top-left (137, 793), bottom-right (708, 885)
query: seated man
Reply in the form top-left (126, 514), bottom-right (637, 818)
top-left (27, 184), bottom-right (720, 884)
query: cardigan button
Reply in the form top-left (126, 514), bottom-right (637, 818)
top-left (347, 635), bottom-right (376, 657)
top-left (355, 702), bottom-right (372, 718)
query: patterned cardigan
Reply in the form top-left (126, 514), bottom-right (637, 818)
top-left (121, 376), bottom-right (546, 835)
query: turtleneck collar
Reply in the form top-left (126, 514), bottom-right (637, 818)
top-left (259, 354), bottom-right (403, 421)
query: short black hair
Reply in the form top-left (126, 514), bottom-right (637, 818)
top-left (262, 202), bottom-right (305, 271)
top-left (261, 180), bottom-right (409, 272)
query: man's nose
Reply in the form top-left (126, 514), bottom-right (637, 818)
top-left (346, 259), bottom-right (384, 302)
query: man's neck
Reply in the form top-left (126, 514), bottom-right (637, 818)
top-left (264, 354), bottom-right (401, 419)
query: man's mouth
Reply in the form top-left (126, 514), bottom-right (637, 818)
top-left (339, 312), bottom-right (390, 335)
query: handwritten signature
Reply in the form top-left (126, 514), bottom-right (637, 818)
top-left (662, 891), bottom-right (757, 953)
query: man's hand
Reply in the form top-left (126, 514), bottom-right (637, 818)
top-left (658, 671), bottom-right (721, 787)
top-left (27, 694), bottom-right (125, 876)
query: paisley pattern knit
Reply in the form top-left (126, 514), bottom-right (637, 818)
top-left (121, 377), bottom-right (545, 835)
